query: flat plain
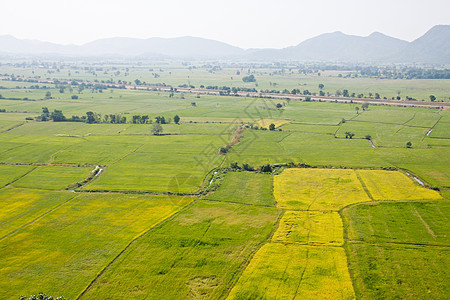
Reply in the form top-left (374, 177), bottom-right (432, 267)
top-left (0, 63), bottom-right (448, 299)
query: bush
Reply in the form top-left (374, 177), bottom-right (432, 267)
top-left (242, 163), bottom-right (254, 171)
top-left (260, 164), bottom-right (272, 173)
top-left (230, 162), bottom-right (240, 170)
top-left (242, 75), bottom-right (256, 82)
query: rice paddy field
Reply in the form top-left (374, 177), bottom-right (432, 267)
top-left (0, 64), bottom-right (448, 299)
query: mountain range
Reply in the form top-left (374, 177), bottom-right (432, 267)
top-left (0, 25), bottom-right (449, 64)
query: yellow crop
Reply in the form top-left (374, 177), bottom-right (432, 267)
top-left (272, 211), bottom-right (344, 246)
top-left (254, 119), bottom-right (290, 129)
top-left (357, 170), bottom-right (442, 201)
top-left (274, 168), bottom-right (371, 211)
top-left (227, 243), bottom-right (355, 299)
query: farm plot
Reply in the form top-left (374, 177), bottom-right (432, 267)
top-left (281, 123), bottom-right (339, 134)
top-left (227, 243), bottom-right (355, 300)
top-left (0, 187), bottom-right (76, 238)
top-left (347, 243), bottom-right (449, 300)
top-left (0, 193), bottom-right (192, 299)
top-left (0, 164), bottom-right (35, 188)
top-left (337, 121), bottom-right (429, 148)
top-left (357, 170), bottom-right (442, 201)
top-left (352, 108), bottom-right (416, 125)
top-left (205, 171), bottom-right (275, 206)
top-left (79, 200), bottom-right (280, 299)
top-left (85, 135), bottom-right (229, 193)
top-left (52, 136), bottom-right (143, 165)
top-left (227, 130), bottom-right (389, 169)
top-left (430, 120), bottom-right (450, 138)
top-left (12, 165), bottom-right (92, 190)
top-left (272, 210), bottom-right (344, 246)
top-left (123, 122), bottom-right (237, 135)
top-left (273, 168), bottom-right (370, 211)
top-left (342, 201), bottom-right (450, 246)
top-left (0, 120), bottom-right (24, 132)
top-left (281, 102), bottom-right (356, 125)
top-left (0, 135), bottom-right (80, 164)
top-left (343, 201), bottom-right (450, 299)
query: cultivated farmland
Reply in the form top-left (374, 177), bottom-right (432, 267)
top-left (0, 62), bottom-right (448, 299)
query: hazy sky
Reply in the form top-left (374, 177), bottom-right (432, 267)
top-left (1, 0), bottom-right (449, 49)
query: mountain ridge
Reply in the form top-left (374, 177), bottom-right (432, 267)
top-left (0, 25), bottom-right (449, 63)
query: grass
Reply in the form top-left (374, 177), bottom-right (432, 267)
top-left (272, 211), bottom-right (344, 246)
top-left (12, 166), bottom-right (92, 190)
top-left (79, 200), bottom-right (280, 299)
top-left (0, 192), bottom-right (192, 299)
top-left (227, 243), bottom-right (355, 300)
top-left (357, 170), bottom-right (442, 201)
top-left (205, 171), bottom-right (275, 206)
top-left (273, 168), bottom-right (371, 211)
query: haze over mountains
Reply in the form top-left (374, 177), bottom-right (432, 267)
top-left (0, 25), bottom-right (449, 64)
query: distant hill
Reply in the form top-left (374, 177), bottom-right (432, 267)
top-left (277, 31), bottom-right (408, 62)
top-left (390, 25), bottom-right (450, 64)
top-left (76, 36), bottom-right (245, 58)
top-left (0, 36), bottom-right (245, 59)
top-left (0, 25), bottom-right (449, 64)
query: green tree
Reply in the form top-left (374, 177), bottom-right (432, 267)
top-left (85, 111), bottom-right (100, 124)
top-left (260, 164), bottom-right (272, 173)
top-left (174, 115), bottom-right (180, 124)
top-left (406, 141), bottom-right (412, 148)
top-left (152, 123), bottom-right (163, 135)
top-left (242, 75), bottom-right (256, 82)
top-left (45, 91), bottom-right (52, 99)
top-left (269, 123), bottom-right (276, 131)
top-left (230, 162), bottom-right (240, 169)
top-left (343, 89), bottom-right (349, 97)
top-left (430, 95), bottom-right (436, 102)
top-left (51, 109), bottom-right (66, 122)
top-left (362, 103), bottom-right (369, 110)
top-left (345, 132), bottom-right (355, 139)
top-left (318, 83), bottom-right (324, 90)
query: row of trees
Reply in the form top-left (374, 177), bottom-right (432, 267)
top-left (230, 162), bottom-right (273, 173)
top-left (36, 107), bottom-right (181, 125)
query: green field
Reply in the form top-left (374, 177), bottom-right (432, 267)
top-left (205, 171), bottom-right (275, 206)
top-left (342, 201), bottom-right (450, 299)
top-left (0, 63), bottom-right (448, 299)
top-left (79, 200), bottom-right (280, 299)
top-left (0, 192), bottom-right (192, 299)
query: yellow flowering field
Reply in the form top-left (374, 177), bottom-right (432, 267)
top-left (273, 168), bottom-right (370, 210)
top-left (272, 210), bottom-right (344, 246)
top-left (227, 243), bottom-right (355, 300)
top-left (255, 118), bottom-right (290, 129)
top-left (357, 170), bottom-right (442, 201)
